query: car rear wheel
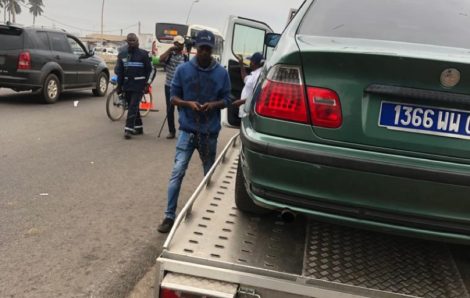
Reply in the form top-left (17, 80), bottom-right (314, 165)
top-left (92, 72), bottom-right (109, 96)
top-left (235, 158), bottom-right (270, 215)
top-left (42, 74), bottom-right (61, 104)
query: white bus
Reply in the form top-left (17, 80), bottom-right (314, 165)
top-left (154, 22), bottom-right (224, 61)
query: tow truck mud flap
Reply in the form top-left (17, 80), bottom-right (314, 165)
top-left (161, 272), bottom-right (238, 297)
top-left (303, 221), bottom-right (469, 298)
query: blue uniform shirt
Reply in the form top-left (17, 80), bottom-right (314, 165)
top-left (115, 47), bottom-right (152, 92)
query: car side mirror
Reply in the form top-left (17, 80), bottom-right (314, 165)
top-left (265, 33), bottom-right (281, 48)
top-left (89, 49), bottom-right (95, 56)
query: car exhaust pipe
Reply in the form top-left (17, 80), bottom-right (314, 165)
top-left (280, 209), bottom-right (296, 223)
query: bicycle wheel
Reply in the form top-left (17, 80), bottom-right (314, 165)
top-left (140, 92), bottom-right (153, 118)
top-left (106, 88), bottom-right (126, 121)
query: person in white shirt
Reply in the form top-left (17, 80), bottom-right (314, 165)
top-left (233, 52), bottom-right (264, 117)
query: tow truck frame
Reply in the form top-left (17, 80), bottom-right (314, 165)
top-left (156, 134), bottom-right (470, 298)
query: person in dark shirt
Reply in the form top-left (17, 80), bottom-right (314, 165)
top-left (159, 35), bottom-right (188, 139)
top-left (115, 33), bottom-right (152, 139)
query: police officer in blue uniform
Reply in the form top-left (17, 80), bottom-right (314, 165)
top-left (115, 33), bottom-right (152, 139)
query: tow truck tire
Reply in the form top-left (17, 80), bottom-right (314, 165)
top-left (235, 159), bottom-right (270, 215)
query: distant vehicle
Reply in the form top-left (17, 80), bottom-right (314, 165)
top-left (154, 22), bottom-right (224, 61)
top-left (138, 33), bottom-right (154, 52)
top-left (103, 48), bottom-right (117, 56)
top-left (0, 23), bottom-right (109, 103)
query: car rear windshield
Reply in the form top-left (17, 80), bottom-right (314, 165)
top-left (0, 27), bottom-right (23, 50)
top-left (298, 0), bottom-right (470, 50)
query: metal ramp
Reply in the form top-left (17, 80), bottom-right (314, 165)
top-left (161, 135), bottom-right (470, 298)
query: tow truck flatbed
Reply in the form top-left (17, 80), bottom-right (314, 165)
top-left (157, 134), bottom-right (470, 298)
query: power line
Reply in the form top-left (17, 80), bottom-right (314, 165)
top-left (17, 2), bottom-right (138, 33)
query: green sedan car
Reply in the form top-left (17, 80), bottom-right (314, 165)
top-left (235, 0), bottom-right (470, 244)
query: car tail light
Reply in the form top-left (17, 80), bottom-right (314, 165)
top-left (18, 51), bottom-right (31, 70)
top-left (255, 65), bottom-right (308, 123)
top-left (160, 288), bottom-right (205, 298)
top-left (307, 87), bottom-right (342, 128)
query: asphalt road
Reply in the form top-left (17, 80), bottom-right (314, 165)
top-left (0, 71), bottom-right (237, 298)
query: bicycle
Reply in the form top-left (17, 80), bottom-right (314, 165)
top-left (105, 75), bottom-right (153, 121)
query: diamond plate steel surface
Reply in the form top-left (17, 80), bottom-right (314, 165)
top-left (303, 221), bottom-right (469, 298)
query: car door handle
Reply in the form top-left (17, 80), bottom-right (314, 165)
top-left (55, 55), bottom-right (61, 60)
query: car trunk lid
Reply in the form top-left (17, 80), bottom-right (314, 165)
top-left (297, 36), bottom-right (470, 161)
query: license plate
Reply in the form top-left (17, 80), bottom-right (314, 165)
top-left (0, 56), bottom-right (5, 65)
top-left (379, 101), bottom-right (470, 140)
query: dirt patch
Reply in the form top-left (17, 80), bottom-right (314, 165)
top-left (127, 264), bottom-right (159, 298)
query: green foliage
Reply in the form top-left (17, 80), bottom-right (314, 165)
top-left (28, 0), bottom-right (43, 17)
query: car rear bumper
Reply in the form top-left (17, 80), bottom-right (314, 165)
top-left (0, 70), bottom-right (42, 90)
top-left (240, 120), bottom-right (470, 243)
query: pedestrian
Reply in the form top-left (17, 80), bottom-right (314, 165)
top-left (159, 35), bottom-right (189, 139)
top-left (115, 33), bottom-right (152, 139)
top-left (157, 30), bottom-right (231, 233)
top-left (232, 52), bottom-right (264, 117)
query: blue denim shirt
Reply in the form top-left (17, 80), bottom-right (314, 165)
top-left (170, 57), bottom-right (231, 135)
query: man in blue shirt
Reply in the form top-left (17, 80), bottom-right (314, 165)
top-left (158, 30), bottom-right (231, 233)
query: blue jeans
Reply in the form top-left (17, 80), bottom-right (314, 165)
top-left (165, 130), bottom-right (218, 220)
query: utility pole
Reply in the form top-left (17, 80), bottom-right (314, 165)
top-left (185, 0), bottom-right (200, 24)
top-left (120, 29), bottom-right (123, 36)
top-left (101, 0), bottom-right (105, 43)
top-left (138, 21), bottom-right (141, 36)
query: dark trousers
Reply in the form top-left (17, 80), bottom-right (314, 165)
top-left (125, 91), bottom-right (143, 132)
top-left (165, 85), bottom-right (176, 134)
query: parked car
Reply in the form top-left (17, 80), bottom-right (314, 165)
top-left (101, 47), bottom-right (118, 56)
top-left (0, 24), bottom-right (109, 103)
top-left (224, 0), bottom-right (470, 244)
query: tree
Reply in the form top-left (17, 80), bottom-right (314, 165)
top-left (6, 0), bottom-right (25, 23)
top-left (28, 0), bottom-right (43, 25)
top-left (1, 0), bottom-right (7, 23)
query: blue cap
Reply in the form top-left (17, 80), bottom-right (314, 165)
top-left (247, 52), bottom-right (264, 65)
top-left (195, 30), bottom-right (215, 48)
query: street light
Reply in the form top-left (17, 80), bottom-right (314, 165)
top-left (101, 0), bottom-right (105, 43)
top-left (185, 0), bottom-right (200, 25)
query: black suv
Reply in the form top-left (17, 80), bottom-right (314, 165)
top-left (0, 24), bottom-right (109, 103)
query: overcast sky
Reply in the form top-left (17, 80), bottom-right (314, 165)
top-left (12, 0), bottom-right (304, 37)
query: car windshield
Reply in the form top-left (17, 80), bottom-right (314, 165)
top-left (298, 0), bottom-right (470, 50)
